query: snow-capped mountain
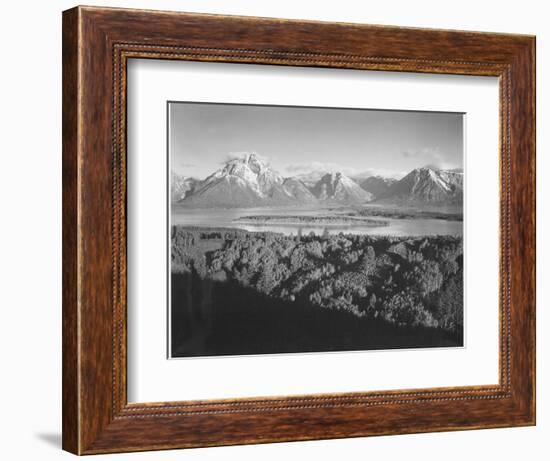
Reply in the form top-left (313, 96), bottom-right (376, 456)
top-left (177, 154), bottom-right (462, 209)
top-left (377, 167), bottom-right (463, 204)
top-left (311, 172), bottom-right (373, 204)
top-left (170, 172), bottom-right (198, 202)
top-left (294, 170), bottom-right (332, 188)
top-left (281, 177), bottom-right (318, 203)
top-left (179, 153), bottom-right (316, 207)
top-left (359, 175), bottom-right (397, 198)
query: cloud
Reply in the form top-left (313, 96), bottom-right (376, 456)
top-left (284, 161), bottom-right (359, 177)
top-left (284, 162), bottom-right (405, 179)
top-left (354, 168), bottom-right (408, 180)
top-left (174, 161), bottom-right (199, 174)
top-left (222, 151), bottom-right (271, 164)
top-left (402, 147), bottom-right (441, 159)
top-left (401, 147), bottom-right (459, 170)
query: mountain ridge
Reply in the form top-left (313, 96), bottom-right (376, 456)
top-left (359, 175), bottom-right (398, 198)
top-left (171, 154), bottom-right (463, 208)
top-left (311, 172), bottom-right (373, 203)
top-left (376, 167), bottom-right (463, 205)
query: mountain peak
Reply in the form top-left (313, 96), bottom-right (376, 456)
top-left (180, 152), bottom-right (290, 207)
top-left (227, 152), bottom-right (265, 167)
top-left (415, 165), bottom-right (463, 175)
top-left (313, 171), bottom-right (372, 203)
top-left (377, 166), bottom-right (463, 204)
top-left (320, 171), bottom-right (343, 183)
top-left (413, 166), bottom-right (437, 174)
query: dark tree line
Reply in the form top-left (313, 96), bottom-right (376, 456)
top-left (172, 227), bottom-right (463, 335)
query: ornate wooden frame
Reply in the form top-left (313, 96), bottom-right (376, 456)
top-left (62, 5), bottom-right (536, 455)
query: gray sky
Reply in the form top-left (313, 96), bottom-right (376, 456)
top-left (169, 102), bottom-right (463, 179)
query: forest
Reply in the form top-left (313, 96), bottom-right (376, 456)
top-left (171, 226), bottom-right (463, 357)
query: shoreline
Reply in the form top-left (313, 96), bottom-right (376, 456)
top-left (233, 214), bottom-right (390, 227)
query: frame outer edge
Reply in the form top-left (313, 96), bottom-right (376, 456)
top-left (501, 37), bottom-right (536, 424)
top-left (528, 36), bottom-right (536, 425)
top-left (531, 36), bottom-right (537, 425)
top-left (525, 36), bottom-right (537, 426)
top-left (63, 6), bottom-right (536, 454)
top-left (62, 6), bottom-right (81, 455)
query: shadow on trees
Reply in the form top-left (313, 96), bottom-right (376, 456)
top-left (171, 270), bottom-right (463, 358)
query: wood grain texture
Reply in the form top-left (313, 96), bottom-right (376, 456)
top-left (62, 5), bottom-right (536, 455)
top-left (62, 7), bottom-right (79, 454)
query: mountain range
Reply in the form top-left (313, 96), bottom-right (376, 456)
top-left (172, 153), bottom-right (463, 208)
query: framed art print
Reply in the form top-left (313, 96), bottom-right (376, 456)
top-left (167, 102), bottom-right (465, 359)
top-left (62, 6), bottom-right (535, 454)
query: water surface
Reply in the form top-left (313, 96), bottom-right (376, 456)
top-left (171, 206), bottom-right (463, 237)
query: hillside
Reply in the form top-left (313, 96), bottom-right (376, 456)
top-left (311, 172), bottom-right (373, 204)
top-left (359, 175), bottom-right (397, 198)
top-left (376, 167), bottom-right (463, 205)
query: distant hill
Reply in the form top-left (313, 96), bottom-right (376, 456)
top-left (294, 170), bottom-right (331, 189)
top-left (376, 167), bottom-right (463, 205)
top-left (170, 172), bottom-right (198, 202)
top-left (311, 172), bottom-right (373, 204)
top-left (359, 175), bottom-right (398, 198)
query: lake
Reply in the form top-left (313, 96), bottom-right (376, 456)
top-left (171, 206), bottom-right (463, 237)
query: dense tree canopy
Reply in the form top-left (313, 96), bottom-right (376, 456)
top-left (172, 227), bottom-right (463, 334)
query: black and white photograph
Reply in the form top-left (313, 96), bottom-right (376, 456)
top-left (169, 102), bottom-right (465, 358)
top-left (2, 0), bottom-right (541, 457)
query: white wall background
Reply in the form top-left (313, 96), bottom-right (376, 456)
top-left (0, 0), bottom-right (545, 459)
